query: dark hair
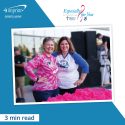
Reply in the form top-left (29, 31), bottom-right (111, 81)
top-left (102, 36), bottom-right (110, 50)
top-left (43, 37), bottom-right (55, 45)
top-left (14, 47), bottom-right (19, 52)
top-left (57, 36), bottom-right (75, 53)
top-left (96, 33), bottom-right (102, 39)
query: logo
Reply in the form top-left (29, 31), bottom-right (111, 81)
top-left (3, 4), bottom-right (27, 19)
top-left (58, 60), bottom-right (69, 68)
top-left (63, 4), bottom-right (94, 22)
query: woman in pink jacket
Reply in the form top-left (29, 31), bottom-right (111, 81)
top-left (25, 37), bottom-right (59, 102)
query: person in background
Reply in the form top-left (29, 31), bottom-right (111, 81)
top-left (14, 47), bottom-right (25, 102)
top-left (99, 36), bottom-right (111, 87)
top-left (53, 36), bottom-right (89, 95)
top-left (24, 37), bottom-right (59, 102)
top-left (96, 33), bottom-right (104, 59)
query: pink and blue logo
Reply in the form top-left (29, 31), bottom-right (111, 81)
top-left (63, 4), bottom-right (94, 22)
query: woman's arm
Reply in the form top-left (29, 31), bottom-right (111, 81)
top-left (71, 52), bottom-right (89, 86)
top-left (71, 52), bottom-right (89, 73)
top-left (24, 55), bottom-right (41, 82)
top-left (52, 51), bottom-right (58, 57)
top-left (74, 73), bottom-right (87, 86)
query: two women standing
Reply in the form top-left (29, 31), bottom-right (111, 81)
top-left (25, 36), bottom-right (89, 102)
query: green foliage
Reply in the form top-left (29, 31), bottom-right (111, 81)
top-left (18, 44), bottom-right (30, 56)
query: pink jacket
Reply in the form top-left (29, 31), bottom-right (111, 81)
top-left (24, 52), bottom-right (58, 91)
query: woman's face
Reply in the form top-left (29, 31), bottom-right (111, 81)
top-left (43, 40), bottom-right (54, 54)
top-left (60, 40), bottom-right (69, 53)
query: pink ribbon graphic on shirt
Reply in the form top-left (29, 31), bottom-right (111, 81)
top-left (77, 5), bottom-right (85, 22)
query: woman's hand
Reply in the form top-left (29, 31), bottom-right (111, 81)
top-left (37, 77), bottom-right (48, 83)
top-left (74, 73), bottom-right (87, 86)
top-left (74, 79), bottom-right (83, 86)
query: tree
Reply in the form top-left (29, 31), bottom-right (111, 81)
top-left (18, 44), bottom-right (30, 56)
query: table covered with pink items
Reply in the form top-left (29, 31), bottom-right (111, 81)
top-left (47, 87), bottom-right (112, 102)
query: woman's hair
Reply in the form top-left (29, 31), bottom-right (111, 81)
top-left (57, 36), bottom-right (75, 53)
top-left (43, 37), bottom-right (55, 45)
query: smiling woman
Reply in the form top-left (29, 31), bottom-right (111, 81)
top-left (42, 37), bottom-right (55, 54)
top-left (24, 37), bottom-right (59, 102)
top-left (53, 36), bottom-right (89, 95)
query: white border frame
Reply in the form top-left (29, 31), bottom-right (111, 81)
top-left (11, 25), bottom-right (113, 105)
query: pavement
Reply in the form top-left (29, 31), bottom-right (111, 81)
top-left (23, 85), bottom-right (35, 102)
